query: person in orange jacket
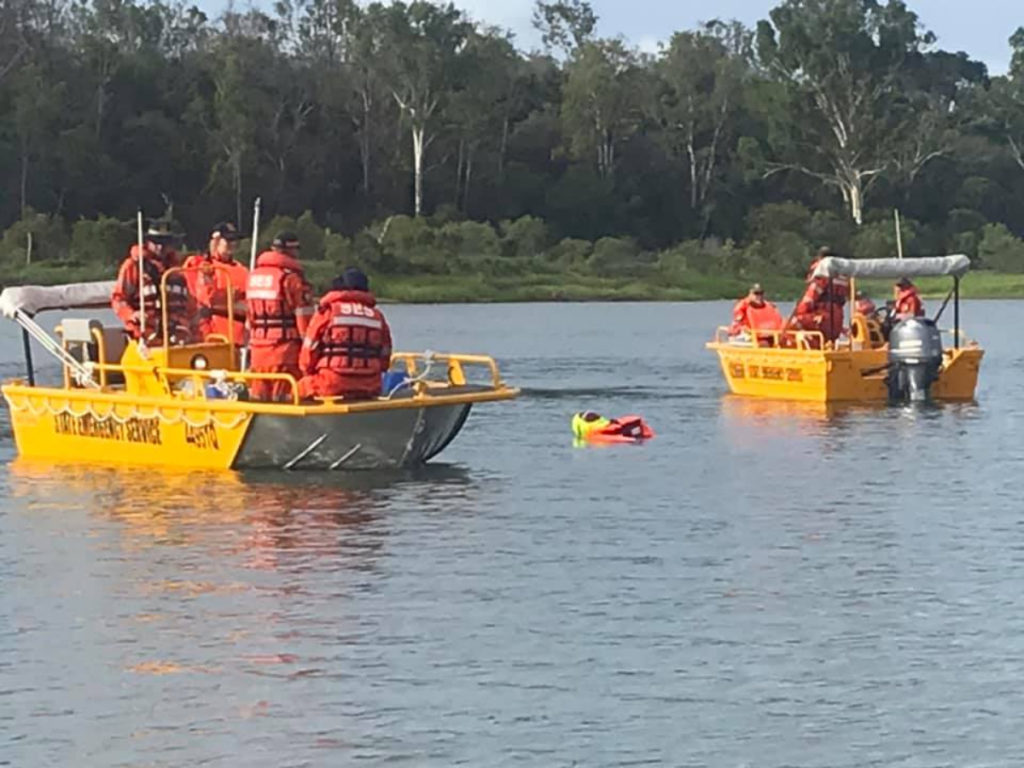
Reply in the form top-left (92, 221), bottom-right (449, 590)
top-left (893, 277), bottom-right (925, 319)
top-left (791, 246), bottom-right (848, 343)
top-left (855, 291), bottom-right (877, 316)
top-left (182, 221), bottom-right (248, 343)
top-left (246, 232), bottom-right (316, 402)
top-left (729, 283), bottom-right (784, 341)
top-left (111, 223), bottom-right (192, 345)
top-left (298, 267), bottom-right (393, 401)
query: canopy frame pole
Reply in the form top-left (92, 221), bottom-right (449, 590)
top-left (137, 210), bottom-right (145, 341)
top-left (12, 308), bottom-right (98, 388)
top-left (849, 276), bottom-right (856, 342)
top-left (954, 276), bottom-right (960, 350)
top-left (827, 277), bottom-right (834, 345)
top-left (21, 327), bottom-right (34, 386)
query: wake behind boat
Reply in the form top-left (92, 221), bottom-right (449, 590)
top-left (0, 281), bottom-right (519, 470)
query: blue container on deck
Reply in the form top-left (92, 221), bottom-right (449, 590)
top-left (381, 370), bottom-right (411, 396)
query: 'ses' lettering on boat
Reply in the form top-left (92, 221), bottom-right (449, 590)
top-left (53, 413), bottom-right (162, 445)
top-left (185, 423), bottom-right (220, 451)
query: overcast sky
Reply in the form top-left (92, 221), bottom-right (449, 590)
top-left (446, 0), bottom-right (1020, 74)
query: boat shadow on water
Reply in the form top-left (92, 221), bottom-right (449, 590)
top-left (5, 459), bottom-right (480, 569)
top-left (718, 393), bottom-right (980, 428)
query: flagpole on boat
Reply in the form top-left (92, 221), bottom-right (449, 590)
top-left (895, 209), bottom-right (904, 260)
top-left (241, 197), bottom-right (260, 371)
top-left (136, 209), bottom-right (146, 346)
top-left (249, 197), bottom-right (261, 273)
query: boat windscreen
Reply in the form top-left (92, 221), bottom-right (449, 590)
top-left (0, 281), bottom-right (116, 317)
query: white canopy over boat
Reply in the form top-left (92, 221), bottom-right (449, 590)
top-left (811, 255), bottom-right (971, 280)
top-left (0, 281), bottom-right (115, 318)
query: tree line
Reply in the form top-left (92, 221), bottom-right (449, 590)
top-left (4, 0), bottom-right (1024, 279)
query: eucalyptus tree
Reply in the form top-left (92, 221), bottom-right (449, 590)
top-left (654, 21), bottom-right (751, 229)
top-left (561, 37), bottom-right (645, 180)
top-left (755, 0), bottom-right (937, 225)
top-left (374, 0), bottom-right (471, 217)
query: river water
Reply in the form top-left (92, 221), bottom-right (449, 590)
top-left (2, 300), bottom-right (1024, 767)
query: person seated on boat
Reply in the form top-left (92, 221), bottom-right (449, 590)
top-left (182, 221), bottom-right (248, 343)
top-left (893, 277), bottom-right (925, 319)
top-left (111, 222), bottom-right (192, 345)
top-left (246, 231), bottom-right (316, 402)
top-left (297, 267), bottom-right (393, 402)
top-left (855, 291), bottom-right (877, 317)
top-left (729, 283), bottom-right (784, 346)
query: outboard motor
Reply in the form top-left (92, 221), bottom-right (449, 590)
top-left (887, 317), bottom-right (943, 402)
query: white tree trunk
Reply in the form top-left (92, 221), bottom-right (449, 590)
top-left (412, 124), bottom-right (425, 218)
top-left (849, 182), bottom-right (863, 226)
top-left (464, 148), bottom-right (474, 215)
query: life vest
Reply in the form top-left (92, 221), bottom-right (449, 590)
top-left (312, 290), bottom-right (390, 378)
top-left (747, 302), bottom-right (784, 332)
top-left (572, 412), bottom-right (654, 443)
top-left (808, 275), bottom-right (849, 306)
top-left (856, 297), bottom-right (877, 316)
top-left (247, 251), bottom-right (306, 345)
top-left (894, 287), bottom-right (924, 318)
top-left (116, 247), bottom-right (190, 341)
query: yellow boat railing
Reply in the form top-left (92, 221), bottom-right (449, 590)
top-left (50, 344), bottom-right (510, 407)
top-left (712, 326), bottom-right (826, 350)
top-left (390, 351), bottom-right (505, 390)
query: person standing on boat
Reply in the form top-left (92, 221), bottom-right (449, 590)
top-left (183, 221), bottom-right (248, 343)
top-left (111, 223), bottom-right (192, 345)
top-left (893, 277), bottom-right (925, 318)
top-left (729, 283), bottom-right (784, 345)
top-left (298, 267), bottom-right (392, 401)
top-left (246, 232), bottom-right (316, 402)
top-left (792, 246), bottom-right (848, 343)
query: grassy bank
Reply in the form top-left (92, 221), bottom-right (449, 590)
top-left (0, 261), bottom-right (1019, 302)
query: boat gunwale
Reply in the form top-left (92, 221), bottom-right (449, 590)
top-left (1, 381), bottom-right (521, 416)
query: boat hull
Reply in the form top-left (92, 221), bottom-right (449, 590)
top-left (706, 343), bottom-right (983, 403)
top-left (1, 385), bottom-right (497, 470)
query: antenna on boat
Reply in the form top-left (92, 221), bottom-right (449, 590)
top-left (241, 197), bottom-right (261, 371)
top-left (249, 197), bottom-right (261, 273)
top-left (136, 209), bottom-right (145, 342)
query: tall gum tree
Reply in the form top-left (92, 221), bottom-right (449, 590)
top-left (654, 21), bottom-right (750, 232)
top-left (562, 38), bottom-right (644, 180)
top-left (756, 0), bottom-right (935, 225)
top-left (376, 1), bottom-right (470, 218)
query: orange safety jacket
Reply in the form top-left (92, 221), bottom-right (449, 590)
top-left (182, 253), bottom-right (248, 342)
top-left (246, 251), bottom-right (315, 348)
top-left (111, 246), bottom-right (191, 344)
top-left (894, 287), bottom-right (924, 318)
top-left (300, 289), bottom-right (392, 396)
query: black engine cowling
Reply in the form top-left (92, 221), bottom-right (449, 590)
top-left (887, 317), bottom-right (943, 402)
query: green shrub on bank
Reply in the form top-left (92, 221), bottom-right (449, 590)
top-left (70, 215), bottom-right (133, 265)
top-left (0, 209), bottom-right (69, 265)
top-left (978, 223), bottom-right (1024, 272)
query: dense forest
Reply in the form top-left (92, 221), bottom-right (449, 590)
top-left (3, 0), bottom-right (1024, 292)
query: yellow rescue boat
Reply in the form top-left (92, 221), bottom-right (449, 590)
top-left (706, 255), bottom-right (984, 403)
top-left (0, 281), bottom-right (519, 470)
